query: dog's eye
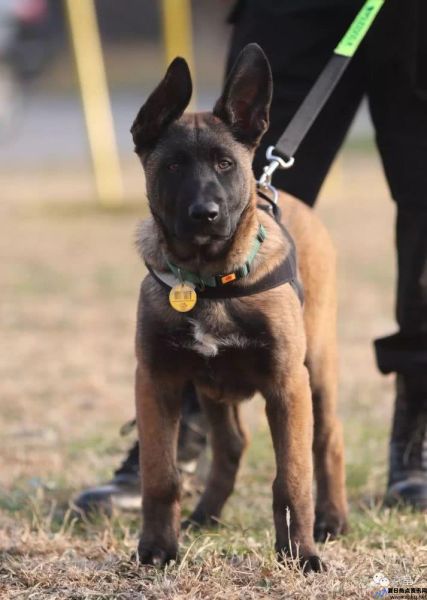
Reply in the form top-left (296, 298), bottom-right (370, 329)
top-left (167, 162), bottom-right (180, 172)
top-left (218, 159), bottom-right (232, 171)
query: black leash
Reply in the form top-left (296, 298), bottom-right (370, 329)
top-left (258, 0), bottom-right (384, 190)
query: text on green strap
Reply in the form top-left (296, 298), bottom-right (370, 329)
top-left (334, 0), bottom-right (384, 58)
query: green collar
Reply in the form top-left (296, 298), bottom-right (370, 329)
top-left (165, 224), bottom-right (267, 291)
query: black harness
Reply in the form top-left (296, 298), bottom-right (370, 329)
top-left (146, 190), bottom-right (304, 305)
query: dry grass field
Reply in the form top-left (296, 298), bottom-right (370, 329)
top-left (1, 148), bottom-right (426, 599)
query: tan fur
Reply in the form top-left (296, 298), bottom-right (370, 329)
top-left (134, 114), bottom-right (348, 572)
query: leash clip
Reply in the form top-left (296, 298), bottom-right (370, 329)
top-left (258, 146), bottom-right (295, 190)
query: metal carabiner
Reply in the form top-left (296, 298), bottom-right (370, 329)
top-left (258, 146), bottom-right (295, 190)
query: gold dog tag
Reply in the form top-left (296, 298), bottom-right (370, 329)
top-left (169, 283), bottom-right (197, 312)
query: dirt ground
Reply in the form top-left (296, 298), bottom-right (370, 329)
top-left (1, 148), bottom-right (426, 599)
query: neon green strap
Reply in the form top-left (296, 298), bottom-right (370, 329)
top-left (335, 0), bottom-right (385, 58)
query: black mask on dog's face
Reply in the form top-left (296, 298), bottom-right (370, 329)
top-left (131, 44), bottom-right (272, 254)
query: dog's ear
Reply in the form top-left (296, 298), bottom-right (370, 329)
top-left (131, 57), bottom-right (192, 154)
top-left (213, 43), bottom-right (272, 148)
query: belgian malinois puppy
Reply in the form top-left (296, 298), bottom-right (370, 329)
top-left (131, 43), bottom-right (348, 572)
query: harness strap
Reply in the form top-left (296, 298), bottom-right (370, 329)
top-left (146, 254), bottom-right (303, 304)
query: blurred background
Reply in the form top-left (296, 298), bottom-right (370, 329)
top-left (0, 0), bottom-right (233, 181)
top-left (0, 0), bottom-right (373, 180)
top-left (1, 0), bottom-right (394, 514)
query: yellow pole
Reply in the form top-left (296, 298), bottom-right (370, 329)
top-left (65, 0), bottom-right (123, 207)
top-left (160, 0), bottom-right (196, 110)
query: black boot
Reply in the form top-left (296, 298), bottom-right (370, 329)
top-left (385, 374), bottom-right (427, 509)
top-left (72, 440), bottom-right (141, 516)
top-left (73, 386), bottom-right (208, 516)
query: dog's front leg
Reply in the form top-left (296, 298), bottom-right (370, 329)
top-left (135, 363), bottom-right (182, 566)
top-left (265, 365), bottom-right (324, 573)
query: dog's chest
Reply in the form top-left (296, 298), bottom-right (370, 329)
top-left (173, 307), bottom-right (273, 400)
top-left (148, 301), bottom-right (275, 399)
top-left (184, 317), bottom-right (264, 357)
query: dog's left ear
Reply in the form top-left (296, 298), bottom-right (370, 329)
top-left (213, 43), bottom-right (272, 148)
top-left (131, 57), bottom-right (192, 154)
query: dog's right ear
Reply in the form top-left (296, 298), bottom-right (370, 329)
top-left (131, 57), bottom-right (192, 154)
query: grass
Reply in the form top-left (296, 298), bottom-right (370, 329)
top-left (1, 150), bottom-right (427, 598)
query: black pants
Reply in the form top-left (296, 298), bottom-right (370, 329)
top-left (226, 0), bottom-right (427, 374)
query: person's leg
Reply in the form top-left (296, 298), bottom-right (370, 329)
top-left (368, 0), bottom-right (427, 507)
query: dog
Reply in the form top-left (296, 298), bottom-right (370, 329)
top-left (130, 43), bottom-right (348, 573)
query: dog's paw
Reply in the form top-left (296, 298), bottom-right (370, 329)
top-left (300, 554), bottom-right (326, 574)
top-left (276, 545), bottom-right (326, 573)
top-left (314, 511), bottom-right (349, 542)
top-left (181, 509), bottom-right (218, 531)
top-left (181, 518), bottom-right (203, 531)
top-left (137, 538), bottom-right (178, 567)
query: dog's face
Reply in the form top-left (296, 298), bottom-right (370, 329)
top-left (131, 44), bottom-right (272, 257)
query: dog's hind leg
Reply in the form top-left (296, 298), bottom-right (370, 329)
top-left (135, 364), bottom-right (182, 566)
top-left (184, 400), bottom-right (247, 528)
top-left (306, 329), bottom-right (349, 542)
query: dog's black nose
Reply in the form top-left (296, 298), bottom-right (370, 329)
top-left (189, 202), bottom-right (219, 223)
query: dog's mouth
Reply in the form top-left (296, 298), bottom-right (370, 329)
top-left (193, 234), bottom-right (213, 246)
top-left (191, 232), bottom-right (233, 246)
top-left (174, 223), bottom-right (233, 246)
top-left (169, 228), bottom-right (235, 261)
